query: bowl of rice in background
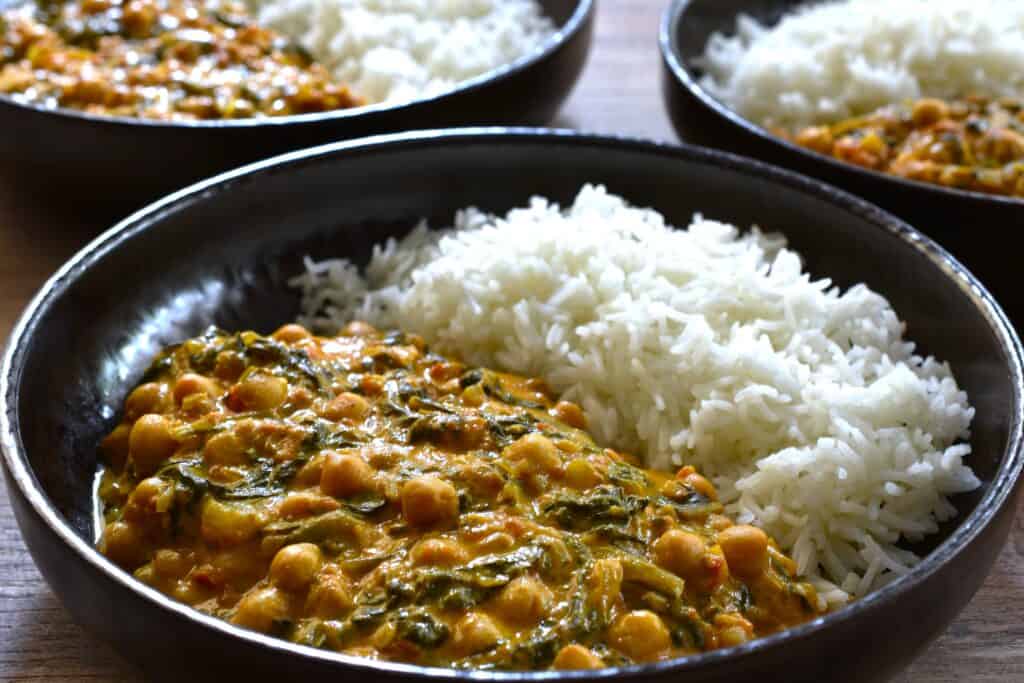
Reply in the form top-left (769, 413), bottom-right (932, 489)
top-left (659, 0), bottom-right (1024, 324)
top-left (0, 0), bottom-right (593, 219)
top-left (3, 128), bottom-right (1023, 682)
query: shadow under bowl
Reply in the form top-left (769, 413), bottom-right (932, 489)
top-left (658, 0), bottom-right (1024, 325)
top-left (2, 128), bottom-right (1023, 683)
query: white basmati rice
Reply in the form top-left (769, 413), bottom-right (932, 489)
top-left (697, 0), bottom-right (1024, 130)
top-left (246, 0), bottom-right (556, 104)
top-left (289, 185), bottom-right (980, 603)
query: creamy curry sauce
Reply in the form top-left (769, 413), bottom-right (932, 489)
top-left (787, 95), bottom-right (1024, 197)
top-left (0, 0), bottom-right (361, 119)
top-left (97, 322), bottom-right (822, 670)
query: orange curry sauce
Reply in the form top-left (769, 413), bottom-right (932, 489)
top-left (97, 322), bottom-right (822, 669)
top-left (0, 0), bottom-right (361, 119)
top-left (787, 95), bottom-right (1024, 197)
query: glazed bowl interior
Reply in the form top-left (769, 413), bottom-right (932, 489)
top-left (3, 129), bottom-right (1022, 682)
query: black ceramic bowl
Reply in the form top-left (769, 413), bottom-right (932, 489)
top-left (2, 129), bottom-right (1023, 683)
top-left (659, 0), bottom-right (1024, 324)
top-left (0, 0), bottom-right (592, 218)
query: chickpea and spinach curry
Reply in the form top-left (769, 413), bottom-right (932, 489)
top-left (97, 322), bottom-right (823, 670)
top-left (0, 0), bottom-right (361, 119)
top-left (786, 95), bottom-right (1024, 197)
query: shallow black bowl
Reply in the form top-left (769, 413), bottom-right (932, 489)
top-left (659, 0), bottom-right (1024, 324)
top-left (2, 129), bottom-right (1023, 682)
top-left (0, 0), bottom-right (592, 218)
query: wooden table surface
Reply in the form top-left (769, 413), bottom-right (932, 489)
top-left (1, 1), bottom-right (1022, 680)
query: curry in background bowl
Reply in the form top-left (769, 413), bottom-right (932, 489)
top-left (0, 0), bottom-right (364, 120)
top-left (0, 0), bottom-right (593, 215)
top-left (784, 95), bottom-right (1024, 199)
top-left (660, 0), bottom-right (1024, 324)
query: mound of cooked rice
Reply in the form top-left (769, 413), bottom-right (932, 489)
top-left (290, 185), bottom-right (979, 603)
top-left (697, 0), bottom-right (1024, 130)
top-left (246, 0), bottom-right (556, 104)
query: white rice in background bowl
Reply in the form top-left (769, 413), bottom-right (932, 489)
top-left (245, 0), bottom-right (557, 105)
top-left (696, 0), bottom-right (1024, 131)
top-left (289, 185), bottom-right (980, 606)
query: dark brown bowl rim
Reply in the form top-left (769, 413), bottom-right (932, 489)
top-left (2, 128), bottom-right (1023, 679)
top-left (658, 0), bottom-right (1024, 208)
top-left (0, 0), bottom-right (592, 129)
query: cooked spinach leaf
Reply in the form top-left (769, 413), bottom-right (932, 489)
top-left (543, 486), bottom-right (648, 531)
top-left (395, 609), bottom-right (449, 648)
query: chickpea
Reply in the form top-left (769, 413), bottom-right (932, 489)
top-left (451, 613), bottom-right (501, 656)
top-left (172, 373), bottom-right (218, 404)
top-left (180, 392), bottom-right (213, 417)
top-left (460, 462), bottom-right (505, 501)
top-left (503, 433), bottom-right (562, 476)
top-left (834, 135), bottom-right (883, 168)
top-left (214, 350), bottom-right (246, 382)
top-left (121, 0), bottom-right (158, 37)
top-left (81, 0), bottom-right (111, 13)
top-left (277, 490), bottom-right (341, 519)
top-left (320, 450), bottom-right (376, 498)
top-left (713, 613), bottom-right (754, 648)
top-left (564, 458), bottom-right (602, 490)
top-left (128, 414), bottom-right (179, 476)
top-left (272, 323), bottom-right (312, 343)
top-left (123, 476), bottom-right (175, 523)
top-left (360, 374), bottom-right (385, 397)
top-left (232, 586), bottom-right (289, 633)
top-left (400, 476), bottom-right (459, 528)
top-left (305, 565), bottom-right (353, 619)
top-left (228, 372), bottom-right (288, 412)
top-left (978, 129), bottom-right (1024, 165)
top-left (911, 98), bottom-right (950, 127)
top-left (608, 610), bottom-right (672, 662)
top-left (552, 644), bottom-right (604, 670)
top-left (428, 361), bottom-right (465, 383)
top-left (125, 382), bottom-right (170, 421)
top-left (938, 165), bottom-right (974, 188)
top-left (794, 125), bottom-right (835, 155)
top-left (653, 529), bottom-right (708, 580)
top-left (718, 626), bottom-right (751, 648)
top-left (554, 439), bottom-right (581, 454)
top-left (101, 520), bottom-right (148, 569)
top-left (200, 498), bottom-right (263, 546)
top-left (707, 514), bottom-right (734, 531)
top-left (270, 543), bottom-right (323, 591)
top-left (461, 383), bottom-right (485, 407)
top-left (320, 392), bottom-right (370, 422)
top-left (550, 401), bottom-right (587, 429)
top-left (153, 549), bottom-right (193, 579)
top-left (100, 423), bottom-right (132, 470)
top-left (675, 466), bottom-right (718, 501)
top-left (342, 321), bottom-right (377, 337)
top-left (475, 531), bottom-right (515, 554)
top-left (410, 538), bottom-right (469, 566)
top-left (493, 576), bottom-right (553, 626)
top-left (134, 563), bottom-right (156, 585)
top-left (718, 525), bottom-right (769, 578)
top-left (203, 431), bottom-right (248, 467)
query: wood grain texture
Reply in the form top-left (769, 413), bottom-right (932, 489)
top-left (0, 0), bottom-right (1021, 680)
